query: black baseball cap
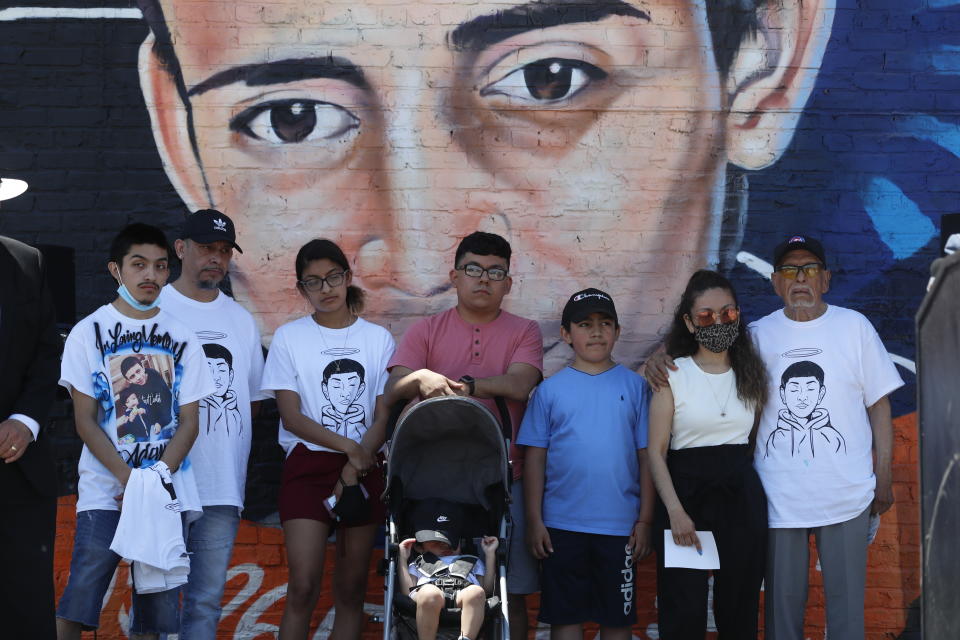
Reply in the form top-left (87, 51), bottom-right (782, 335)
top-left (180, 209), bottom-right (243, 253)
top-left (773, 235), bottom-right (825, 267)
top-left (412, 499), bottom-right (463, 546)
top-left (561, 287), bottom-right (618, 327)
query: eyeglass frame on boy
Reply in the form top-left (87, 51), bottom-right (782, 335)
top-left (455, 263), bottom-right (509, 282)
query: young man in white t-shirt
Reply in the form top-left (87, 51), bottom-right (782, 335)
top-left (157, 209), bottom-right (268, 640)
top-left (57, 223), bottom-right (214, 640)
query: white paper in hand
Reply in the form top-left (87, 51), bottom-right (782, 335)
top-left (663, 530), bottom-right (720, 570)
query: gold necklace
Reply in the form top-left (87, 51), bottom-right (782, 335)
top-left (697, 361), bottom-right (734, 418)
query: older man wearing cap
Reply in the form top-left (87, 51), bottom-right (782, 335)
top-left (752, 235), bottom-right (905, 640)
top-left (157, 209), bottom-right (268, 639)
top-left (647, 235), bottom-right (903, 639)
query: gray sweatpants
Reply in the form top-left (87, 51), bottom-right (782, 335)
top-left (764, 506), bottom-right (871, 640)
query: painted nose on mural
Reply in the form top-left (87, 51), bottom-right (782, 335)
top-left (375, 92), bottom-right (486, 297)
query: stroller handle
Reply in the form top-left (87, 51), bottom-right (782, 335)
top-left (384, 395), bottom-right (513, 443)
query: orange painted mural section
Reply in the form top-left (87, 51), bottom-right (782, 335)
top-left (53, 414), bottom-right (918, 639)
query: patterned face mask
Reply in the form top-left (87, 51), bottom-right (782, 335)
top-left (693, 321), bottom-right (740, 353)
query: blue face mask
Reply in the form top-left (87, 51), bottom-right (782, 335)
top-left (115, 272), bottom-right (159, 312)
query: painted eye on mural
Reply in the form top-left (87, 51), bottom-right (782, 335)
top-left (229, 99), bottom-right (359, 144)
top-left (479, 58), bottom-right (607, 103)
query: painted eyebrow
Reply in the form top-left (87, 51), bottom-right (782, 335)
top-left (187, 56), bottom-right (369, 97)
top-left (449, 0), bottom-right (650, 51)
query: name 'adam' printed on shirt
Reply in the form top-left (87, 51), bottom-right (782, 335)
top-left (94, 320), bottom-right (188, 363)
top-left (122, 440), bottom-right (169, 469)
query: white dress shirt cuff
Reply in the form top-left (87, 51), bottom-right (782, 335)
top-left (8, 414), bottom-right (40, 441)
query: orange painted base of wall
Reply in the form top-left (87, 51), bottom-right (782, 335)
top-left (53, 415), bottom-right (919, 639)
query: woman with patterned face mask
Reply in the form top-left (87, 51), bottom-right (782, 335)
top-left (645, 270), bottom-right (770, 639)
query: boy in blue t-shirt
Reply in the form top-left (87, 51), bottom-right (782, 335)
top-left (518, 288), bottom-right (654, 639)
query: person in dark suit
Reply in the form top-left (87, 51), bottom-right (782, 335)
top-left (0, 234), bottom-right (63, 640)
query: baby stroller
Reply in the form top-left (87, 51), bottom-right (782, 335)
top-left (381, 396), bottom-right (512, 640)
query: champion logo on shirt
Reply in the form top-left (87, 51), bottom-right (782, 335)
top-left (788, 235), bottom-right (806, 243)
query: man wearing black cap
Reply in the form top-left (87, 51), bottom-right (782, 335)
top-left (751, 235), bottom-right (903, 640)
top-left (157, 209), bottom-right (268, 639)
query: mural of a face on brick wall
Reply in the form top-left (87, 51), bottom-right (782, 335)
top-left (134, 0), bottom-right (833, 371)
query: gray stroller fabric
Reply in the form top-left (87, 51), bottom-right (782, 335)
top-left (387, 396), bottom-right (509, 511)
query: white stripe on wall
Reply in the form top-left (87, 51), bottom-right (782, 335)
top-left (0, 7), bottom-right (142, 21)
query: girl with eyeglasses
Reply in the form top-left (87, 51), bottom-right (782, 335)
top-left (646, 269), bottom-right (769, 639)
top-left (261, 238), bottom-right (396, 640)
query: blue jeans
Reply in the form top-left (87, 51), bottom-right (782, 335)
top-left (180, 505), bottom-right (241, 640)
top-left (57, 509), bottom-right (180, 633)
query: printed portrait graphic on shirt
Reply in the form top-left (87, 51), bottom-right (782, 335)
top-left (201, 342), bottom-right (242, 435)
top-left (320, 358), bottom-right (367, 439)
top-left (766, 359), bottom-right (846, 459)
top-left (110, 353), bottom-right (177, 445)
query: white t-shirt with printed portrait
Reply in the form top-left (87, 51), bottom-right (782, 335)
top-left (59, 303), bottom-right (215, 513)
top-left (158, 285), bottom-right (269, 509)
top-left (751, 305), bottom-right (904, 528)
top-left (260, 316), bottom-right (396, 455)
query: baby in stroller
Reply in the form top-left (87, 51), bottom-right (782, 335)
top-left (398, 499), bottom-right (498, 640)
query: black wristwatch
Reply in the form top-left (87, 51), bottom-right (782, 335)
top-left (459, 375), bottom-right (476, 396)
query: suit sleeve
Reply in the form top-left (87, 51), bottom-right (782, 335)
top-left (12, 248), bottom-right (62, 428)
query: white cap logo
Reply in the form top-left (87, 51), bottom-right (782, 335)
top-left (213, 218), bottom-right (227, 232)
top-left (436, 515), bottom-right (449, 523)
top-left (573, 292), bottom-right (610, 303)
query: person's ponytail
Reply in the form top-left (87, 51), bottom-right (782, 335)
top-left (345, 285), bottom-right (365, 315)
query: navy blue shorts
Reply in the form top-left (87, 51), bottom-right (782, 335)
top-left (538, 528), bottom-right (637, 628)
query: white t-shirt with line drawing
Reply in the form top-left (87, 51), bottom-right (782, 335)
top-left (260, 316), bottom-right (395, 456)
top-left (751, 305), bottom-right (904, 528)
top-left (158, 285), bottom-right (269, 510)
top-left (59, 303), bottom-right (215, 513)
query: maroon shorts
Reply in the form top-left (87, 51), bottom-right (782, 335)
top-left (279, 443), bottom-right (386, 526)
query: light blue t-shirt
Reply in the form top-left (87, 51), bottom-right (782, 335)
top-left (517, 364), bottom-right (649, 536)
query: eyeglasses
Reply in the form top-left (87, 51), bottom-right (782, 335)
top-left (775, 263), bottom-right (823, 280)
top-left (690, 307), bottom-right (740, 328)
top-left (456, 264), bottom-right (509, 281)
top-left (298, 270), bottom-right (348, 291)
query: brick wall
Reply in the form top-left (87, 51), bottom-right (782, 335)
top-left (52, 414), bottom-right (919, 639)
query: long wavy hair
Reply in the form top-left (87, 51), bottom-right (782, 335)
top-left (665, 270), bottom-right (768, 410)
